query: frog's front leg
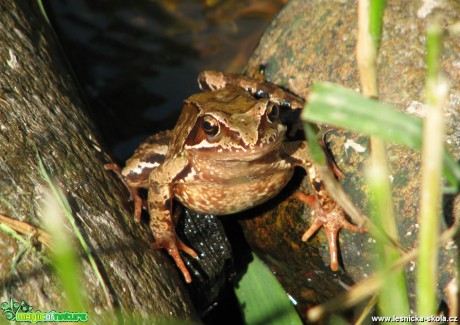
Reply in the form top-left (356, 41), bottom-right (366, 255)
top-left (148, 156), bottom-right (198, 283)
top-left (284, 141), bottom-right (365, 271)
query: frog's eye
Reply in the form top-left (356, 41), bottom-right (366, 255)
top-left (266, 104), bottom-right (279, 123)
top-left (202, 115), bottom-right (220, 137)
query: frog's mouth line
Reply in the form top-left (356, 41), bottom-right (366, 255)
top-left (187, 133), bottom-right (285, 161)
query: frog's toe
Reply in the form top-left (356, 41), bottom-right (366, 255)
top-left (151, 237), bottom-right (198, 283)
top-left (321, 220), bottom-right (341, 271)
top-left (301, 215), bottom-right (340, 271)
top-left (301, 218), bottom-right (323, 242)
top-left (104, 163), bottom-right (121, 173)
top-left (175, 238), bottom-right (198, 259)
top-left (294, 192), bottom-right (318, 208)
top-left (339, 218), bottom-right (367, 234)
top-left (320, 215), bottom-right (365, 271)
top-left (302, 210), bottom-right (365, 271)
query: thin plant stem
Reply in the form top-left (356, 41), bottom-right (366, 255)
top-left (416, 23), bottom-right (448, 319)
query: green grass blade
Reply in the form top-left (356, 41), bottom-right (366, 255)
top-left (40, 188), bottom-right (85, 311)
top-left (367, 159), bottom-right (410, 322)
top-left (417, 23), bottom-right (447, 319)
top-left (37, 153), bottom-right (112, 309)
top-left (304, 83), bottom-right (422, 147)
top-left (361, 0), bottom-right (409, 319)
top-left (235, 253), bottom-right (303, 325)
top-left (0, 223), bottom-right (28, 245)
top-left (302, 83), bottom-right (460, 190)
top-left (369, 0), bottom-right (386, 49)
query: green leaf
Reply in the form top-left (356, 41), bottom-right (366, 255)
top-left (235, 253), bottom-right (303, 325)
top-left (302, 83), bottom-right (460, 191)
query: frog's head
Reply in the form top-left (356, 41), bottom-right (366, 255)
top-left (183, 87), bottom-right (286, 161)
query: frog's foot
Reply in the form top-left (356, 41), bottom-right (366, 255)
top-left (151, 237), bottom-right (198, 283)
top-left (105, 163), bottom-right (144, 222)
top-left (295, 192), bottom-right (365, 271)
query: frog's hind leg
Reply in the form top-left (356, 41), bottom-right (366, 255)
top-left (105, 163), bottom-right (145, 222)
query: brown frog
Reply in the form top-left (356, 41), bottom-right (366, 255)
top-left (106, 71), bottom-right (364, 283)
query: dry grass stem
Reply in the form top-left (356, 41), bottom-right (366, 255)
top-left (0, 213), bottom-right (52, 248)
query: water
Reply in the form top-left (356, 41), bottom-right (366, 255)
top-left (44, 0), bottom-right (282, 161)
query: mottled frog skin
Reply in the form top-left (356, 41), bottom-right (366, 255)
top-left (106, 71), bottom-right (364, 283)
